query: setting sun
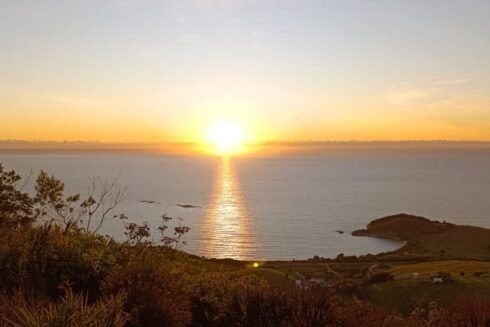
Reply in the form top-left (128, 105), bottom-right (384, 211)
top-left (205, 119), bottom-right (246, 154)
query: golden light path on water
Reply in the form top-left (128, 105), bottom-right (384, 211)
top-left (201, 157), bottom-right (256, 260)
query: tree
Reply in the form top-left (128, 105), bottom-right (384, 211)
top-left (0, 163), bottom-right (127, 234)
top-left (157, 215), bottom-right (190, 249)
top-left (119, 214), bottom-right (191, 249)
top-left (34, 171), bottom-right (127, 233)
top-left (0, 164), bottom-right (35, 228)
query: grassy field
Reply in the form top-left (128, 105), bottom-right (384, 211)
top-left (420, 226), bottom-right (490, 259)
top-left (388, 260), bottom-right (490, 280)
top-left (220, 259), bottom-right (490, 316)
top-left (228, 267), bottom-right (294, 288)
top-left (365, 279), bottom-right (490, 315)
top-left (365, 260), bottom-right (490, 314)
top-left (262, 262), bottom-right (329, 275)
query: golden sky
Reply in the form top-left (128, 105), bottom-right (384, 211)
top-left (1, 1), bottom-right (490, 143)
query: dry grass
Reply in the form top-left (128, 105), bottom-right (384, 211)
top-left (420, 226), bottom-right (490, 259)
top-left (364, 260), bottom-right (490, 314)
top-left (389, 260), bottom-right (490, 281)
top-left (229, 267), bottom-right (293, 288)
top-left (366, 279), bottom-right (490, 315)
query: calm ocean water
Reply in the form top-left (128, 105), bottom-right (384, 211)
top-left (2, 148), bottom-right (490, 260)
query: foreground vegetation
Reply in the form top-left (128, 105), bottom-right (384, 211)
top-left (2, 163), bottom-right (490, 326)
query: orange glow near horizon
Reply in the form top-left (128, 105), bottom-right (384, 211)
top-left (2, 2), bottom-right (490, 143)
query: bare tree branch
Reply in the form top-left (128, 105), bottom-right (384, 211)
top-left (35, 171), bottom-right (127, 234)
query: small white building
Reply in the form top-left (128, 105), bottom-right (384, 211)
top-left (432, 277), bottom-right (443, 284)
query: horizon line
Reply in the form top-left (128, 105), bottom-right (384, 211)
top-left (2, 139), bottom-right (490, 146)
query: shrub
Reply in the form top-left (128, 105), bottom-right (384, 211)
top-left (0, 224), bottom-right (119, 298)
top-left (337, 304), bottom-right (403, 327)
top-left (443, 299), bottom-right (490, 326)
top-left (288, 288), bottom-right (338, 327)
top-left (215, 285), bottom-right (337, 327)
top-left (0, 287), bottom-right (128, 327)
top-left (103, 254), bottom-right (191, 327)
top-left (365, 272), bottom-right (394, 285)
top-left (220, 286), bottom-right (290, 327)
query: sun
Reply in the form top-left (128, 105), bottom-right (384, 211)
top-left (205, 119), bottom-right (246, 154)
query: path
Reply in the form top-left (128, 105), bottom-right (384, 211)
top-left (366, 263), bottom-right (379, 278)
top-left (324, 264), bottom-right (343, 279)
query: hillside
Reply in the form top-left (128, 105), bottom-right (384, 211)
top-left (353, 214), bottom-right (490, 259)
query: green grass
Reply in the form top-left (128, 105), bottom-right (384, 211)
top-left (228, 267), bottom-right (293, 288)
top-left (263, 262), bottom-right (327, 275)
top-left (365, 260), bottom-right (490, 314)
top-left (420, 226), bottom-right (490, 259)
top-left (365, 279), bottom-right (490, 315)
top-left (389, 260), bottom-right (490, 280)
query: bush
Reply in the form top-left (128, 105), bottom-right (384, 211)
top-left (0, 224), bottom-right (119, 299)
top-left (365, 272), bottom-right (394, 285)
top-left (103, 254), bottom-right (192, 327)
top-left (0, 287), bottom-right (128, 326)
top-left (409, 300), bottom-right (490, 326)
top-left (221, 286), bottom-right (290, 327)
top-left (288, 288), bottom-right (338, 327)
top-left (215, 285), bottom-right (337, 327)
top-left (337, 305), bottom-right (402, 327)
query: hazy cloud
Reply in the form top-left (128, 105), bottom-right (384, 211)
top-left (385, 77), bottom-right (472, 107)
top-left (385, 85), bottom-right (429, 105)
top-left (178, 34), bottom-right (199, 43)
top-left (433, 78), bottom-right (470, 86)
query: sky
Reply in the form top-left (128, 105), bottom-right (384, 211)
top-left (1, 0), bottom-right (490, 143)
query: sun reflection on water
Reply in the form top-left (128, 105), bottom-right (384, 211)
top-left (201, 157), bottom-right (256, 260)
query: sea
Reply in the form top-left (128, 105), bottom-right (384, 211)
top-left (2, 144), bottom-right (490, 260)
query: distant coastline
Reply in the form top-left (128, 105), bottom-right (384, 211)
top-left (352, 214), bottom-right (490, 261)
top-left (2, 139), bottom-right (490, 155)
